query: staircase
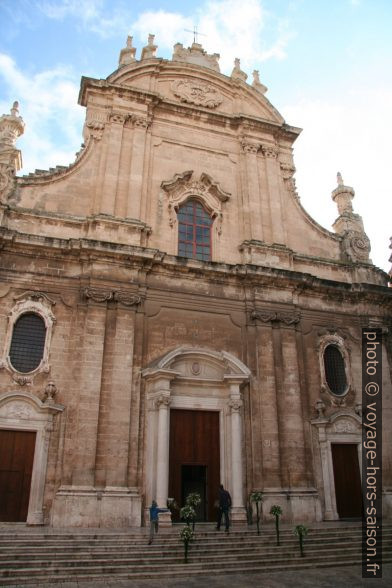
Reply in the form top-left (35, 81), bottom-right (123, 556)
top-left (0, 523), bottom-right (391, 585)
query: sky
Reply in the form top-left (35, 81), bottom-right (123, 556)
top-left (0, 0), bottom-right (391, 272)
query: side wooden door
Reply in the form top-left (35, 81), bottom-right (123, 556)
top-left (331, 443), bottom-right (362, 518)
top-left (0, 429), bottom-right (36, 522)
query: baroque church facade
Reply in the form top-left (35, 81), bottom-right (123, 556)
top-left (0, 35), bottom-right (391, 528)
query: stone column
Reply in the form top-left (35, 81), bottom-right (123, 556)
top-left (142, 368), bottom-right (178, 527)
top-left (227, 380), bottom-right (247, 523)
top-left (155, 393), bottom-right (171, 509)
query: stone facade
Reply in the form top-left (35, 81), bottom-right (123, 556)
top-left (0, 37), bottom-right (391, 528)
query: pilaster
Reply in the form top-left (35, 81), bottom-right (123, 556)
top-left (261, 144), bottom-right (285, 244)
top-left (126, 116), bottom-right (150, 220)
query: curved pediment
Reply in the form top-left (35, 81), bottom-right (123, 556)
top-left (143, 347), bottom-right (251, 384)
top-left (106, 60), bottom-right (284, 125)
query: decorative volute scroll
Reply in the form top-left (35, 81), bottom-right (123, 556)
top-left (161, 170), bottom-right (230, 235)
top-left (82, 287), bottom-right (142, 306)
top-left (171, 79), bottom-right (223, 109)
top-left (83, 108), bottom-right (108, 142)
top-left (250, 309), bottom-right (301, 325)
top-left (331, 172), bottom-right (371, 263)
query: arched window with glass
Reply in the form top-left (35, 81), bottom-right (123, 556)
top-left (177, 199), bottom-right (213, 261)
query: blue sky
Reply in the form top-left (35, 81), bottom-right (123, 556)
top-left (0, 0), bottom-right (391, 271)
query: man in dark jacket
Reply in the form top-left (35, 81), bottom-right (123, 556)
top-left (216, 484), bottom-right (232, 533)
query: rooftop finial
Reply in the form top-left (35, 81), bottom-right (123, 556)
top-left (11, 101), bottom-right (19, 117)
top-left (252, 70), bottom-right (267, 95)
top-left (118, 35), bottom-right (136, 67)
top-left (0, 100), bottom-right (25, 149)
top-left (141, 34), bottom-right (158, 60)
top-left (231, 58), bottom-right (247, 82)
top-left (337, 171), bottom-right (344, 186)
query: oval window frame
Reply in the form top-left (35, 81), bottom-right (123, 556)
top-left (9, 312), bottom-right (47, 374)
top-left (1, 292), bottom-right (56, 382)
top-left (319, 334), bottom-right (351, 399)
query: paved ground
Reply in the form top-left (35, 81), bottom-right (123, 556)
top-left (10, 564), bottom-right (392, 588)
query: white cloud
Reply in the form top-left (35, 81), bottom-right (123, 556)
top-left (283, 87), bottom-right (392, 272)
top-left (131, 0), bottom-right (293, 73)
top-left (132, 11), bottom-right (193, 50)
top-left (38, 0), bottom-right (132, 38)
top-left (0, 53), bottom-right (84, 174)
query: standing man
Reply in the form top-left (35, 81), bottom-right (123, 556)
top-left (216, 484), bottom-right (232, 533)
top-left (148, 500), bottom-right (169, 544)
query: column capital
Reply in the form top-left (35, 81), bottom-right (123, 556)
top-left (228, 398), bottom-right (243, 413)
top-left (155, 394), bottom-right (171, 409)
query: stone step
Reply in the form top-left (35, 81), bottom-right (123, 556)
top-left (0, 527), bottom-right (387, 544)
top-left (2, 555), bottom-right (392, 586)
top-left (1, 525), bottom-right (390, 586)
top-left (1, 537), bottom-right (391, 561)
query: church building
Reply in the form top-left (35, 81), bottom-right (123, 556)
top-left (0, 35), bottom-right (391, 528)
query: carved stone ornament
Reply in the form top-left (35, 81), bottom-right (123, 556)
top-left (315, 399), bottom-right (326, 418)
top-left (155, 394), bottom-right (171, 409)
top-left (161, 170), bottom-right (229, 235)
top-left (12, 373), bottom-right (33, 386)
top-left (85, 120), bottom-right (105, 140)
top-left (229, 398), bottom-right (243, 413)
top-left (261, 144), bottom-right (279, 158)
top-left (241, 140), bottom-right (259, 154)
top-left (191, 361), bottom-right (201, 375)
top-left (333, 418), bottom-right (355, 433)
top-left (0, 163), bottom-right (16, 202)
top-left (83, 109), bottom-right (107, 142)
top-left (83, 287), bottom-right (113, 303)
top-left (110, 112), bottom-right (127, 125)
top-left (113, 292), bottom-right (142, 307)
top-left (250, 310), bottom-right (300, 325)
top-left (43, 380), bottom-right (57, 404)
top-left (132, 115), bottom-right (150, 129)
top-left (342, 230), bottom-right (371, 263)
top-left (171, 79), bottom-right (223, 109)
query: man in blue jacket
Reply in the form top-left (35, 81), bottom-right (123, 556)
top-left (148, 500), bottom-right (169, 544)
top-left (216, 484), bottom-right (232, 533)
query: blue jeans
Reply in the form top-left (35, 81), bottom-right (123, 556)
top-left (217, 507), bottom-right (230, 530)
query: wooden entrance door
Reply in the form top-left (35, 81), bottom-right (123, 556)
top-left (169, 410), bottom-right (220, 522)
top-left (331, 443), bottom-right (362, 518)
top-left (0, 429), bottom-right (36, 522)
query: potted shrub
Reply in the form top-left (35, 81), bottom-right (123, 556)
top-left (180, 525), bottom-right (194, 563)
top-left (250, 491), bottom-right (263, 535)
top-left (294, 524), bottom-right (308, 557)
top-left (185, 492), bottom-right (201, 531)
